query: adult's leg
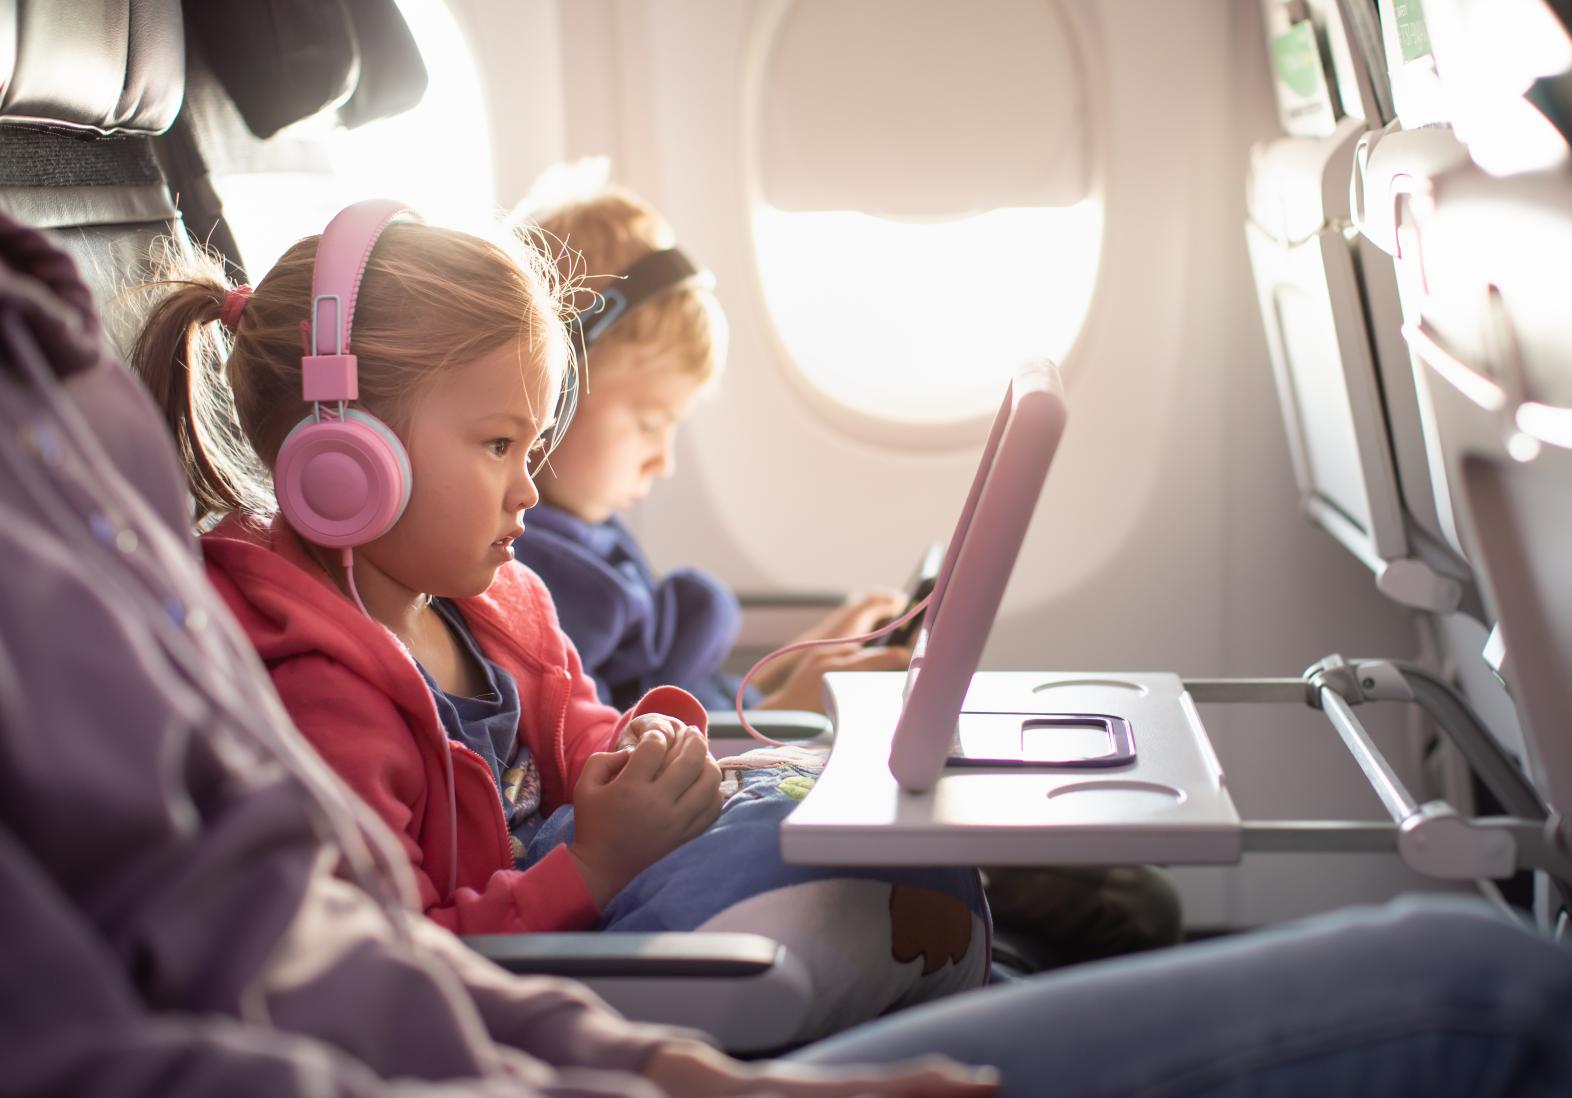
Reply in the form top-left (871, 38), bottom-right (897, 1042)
top-left (790, 894), bottom-right (1572, 1098)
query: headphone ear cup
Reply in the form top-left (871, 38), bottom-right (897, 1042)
top-left (275, 410), bottom-right (412, 548)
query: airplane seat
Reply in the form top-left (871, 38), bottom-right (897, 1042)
top-left (1247, 0), bottom-right (1479, 619)
top-left (1347, 0), bottom-right (1572, 927)
top-left (0, 0), bottom-right (188, 356)
top-left (1220, 1), bottom-right (1572, 920)
top-left (1247, 0), bottom-right (1502, 816)
top-left (1380, 160), bottom-right (1572, 928)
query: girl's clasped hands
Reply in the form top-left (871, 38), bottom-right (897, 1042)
top-left (568, 714), bottom-right (723, 905)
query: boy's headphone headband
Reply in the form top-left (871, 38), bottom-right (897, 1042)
top-left (568, 247), bottom-right (714, 356)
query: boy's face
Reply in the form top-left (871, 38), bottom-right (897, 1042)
top-left (539, 350), bottom-right (704, 524)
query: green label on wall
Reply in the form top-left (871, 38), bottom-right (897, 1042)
top-left (1268, 19), bottom-right (1337, 136)
top-left (1393, 0), bottom-right (1432, 63)
top-left (1270, 20), bottom-right (1323, 98)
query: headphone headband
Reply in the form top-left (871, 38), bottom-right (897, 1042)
top-left (277, 199), bottom-right (416, 551)
top-left (305, 199), bottom-right (414, 401)
top-left (568, 247), bottom-right (714, 356)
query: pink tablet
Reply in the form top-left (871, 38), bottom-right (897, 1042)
top-left (888, 363), bottom-right (1071, 791)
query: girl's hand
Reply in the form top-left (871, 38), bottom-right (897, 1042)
top-left (569, 728), bottom-right (723, 905)
top-left (752, 591), bottom-right (908, 694)
top-left (615, 712), bottom-right (700, 755)
top-left (644, 1040), bottom-right (1000, 1097)
top-left (758, 643), bottom-right (913, 714)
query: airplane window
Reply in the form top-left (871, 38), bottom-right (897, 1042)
top-left (748, 0), bottom-right (1101, 426)
top-left (751, 202), bottom-right (1102, 424)
top-left (331, 0), bottom-right (493, 228)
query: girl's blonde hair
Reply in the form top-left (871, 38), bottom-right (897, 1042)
top-left (528, 186), bottom-right (726, 383)
top-left (131, 222), bottom-right (572, 524)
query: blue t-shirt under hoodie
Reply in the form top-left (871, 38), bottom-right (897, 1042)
top-left (417, 597), bottom-right (545, 865)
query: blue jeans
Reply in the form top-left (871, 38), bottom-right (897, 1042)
top-left (790, 894), bottom-right (1572, 1097)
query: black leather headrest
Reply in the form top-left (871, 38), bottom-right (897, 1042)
top-left (184, 0), bottom-right (426, 139)
top-left (0, 1), bottom-right (184, 135)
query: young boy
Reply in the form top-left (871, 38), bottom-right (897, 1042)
top-left (515, 184), bottom-right (909, 712)
top-left (516, 180), bottom-right (1185, 974)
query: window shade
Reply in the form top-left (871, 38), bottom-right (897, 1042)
top-left (756, 0), bottom-right (1091, 217)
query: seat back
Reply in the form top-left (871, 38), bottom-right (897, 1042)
top-left (1386, 161), bottom-right (1572, 814)
top-left (1247, 0), bottom-right (1478, 616)
top-left (1348, 0), bottom-right (1572, 924)
top-left (0, 0), bottom-right (187, 353)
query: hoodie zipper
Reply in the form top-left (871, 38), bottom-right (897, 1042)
top-left (443, 738), bottom-right (514, 889)
top-left (550, 666), bottom-right (573, 795)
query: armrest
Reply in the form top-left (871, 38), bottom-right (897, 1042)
top-left (708, 709), bottom-right (833, 757)
top-left (461, 931), bottom-right (814, 1054)
top-left (464, 931), bottom-right (779, 977)
top-left (707, 709), bottom-right (832, 745)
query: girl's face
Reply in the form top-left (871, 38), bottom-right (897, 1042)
top-left (364, 339), bottom-right (562, 599)
top-left (538, 350), bottom-right (704, 524)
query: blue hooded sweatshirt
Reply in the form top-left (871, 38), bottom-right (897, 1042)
top-left (515, 504), bottom-right (761, 710)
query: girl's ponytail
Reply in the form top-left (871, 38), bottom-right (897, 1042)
top-left (130, 250), bottom-right (269, 523)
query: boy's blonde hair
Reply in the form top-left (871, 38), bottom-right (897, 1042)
top-left (132, 223), bottom-right (572, 523)
top-left (530, 186), bottom-right (726, 384)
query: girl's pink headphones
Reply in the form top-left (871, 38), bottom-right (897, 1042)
top-left (274, 199), bottom-right (415, 548)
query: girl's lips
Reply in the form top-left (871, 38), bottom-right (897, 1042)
top-left (491, 527), bottom-right (525, 557)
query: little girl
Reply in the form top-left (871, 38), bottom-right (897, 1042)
top-left (132, 203), bottom-right (988, 1044)
top-left (133, 203), bottom-right (724, 932)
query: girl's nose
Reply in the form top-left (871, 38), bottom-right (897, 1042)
top-left (509, 469), bottom-right (540, 512)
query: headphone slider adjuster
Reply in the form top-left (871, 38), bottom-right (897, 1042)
top-left (302, 354), bottom-right (359, 403)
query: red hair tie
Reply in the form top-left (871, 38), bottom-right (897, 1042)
top-left (220, 285), bottom-right (253, 333)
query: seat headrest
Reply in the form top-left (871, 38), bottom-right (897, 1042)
top-left (184, 0), bottom-right (426, 140)
top-left (0, 0), bottom-right (184, 135)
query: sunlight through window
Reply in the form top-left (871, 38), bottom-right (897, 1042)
top-left (217, 1), bottom-right (494, 275)
top-left (752, 203), bottom-right (1102, 424)
top-left (331, 0), bottom-right (493, 233)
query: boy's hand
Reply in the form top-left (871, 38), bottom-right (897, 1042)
top-left (809, 590), bottom-right (910, 643)
top-left (758, 643), bottom-right (912, 714)
top-left (753, 591), bottom-right (907, 694)
top-left (569, 727), bottom-right (723, 906)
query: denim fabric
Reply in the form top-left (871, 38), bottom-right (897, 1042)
top-left (521, 756), bottom-right (987, 934)
top-left (791, 895), bottom-right (1572, 1098)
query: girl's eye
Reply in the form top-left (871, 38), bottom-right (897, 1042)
top-left (488, 438), bottom-right (512, 456)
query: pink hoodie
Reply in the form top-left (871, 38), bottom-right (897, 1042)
top-left (201, 514), bottom-right (708, 935)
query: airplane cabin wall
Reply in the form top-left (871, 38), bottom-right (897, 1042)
top-left (452, 0), bottom-right (1461, 927)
